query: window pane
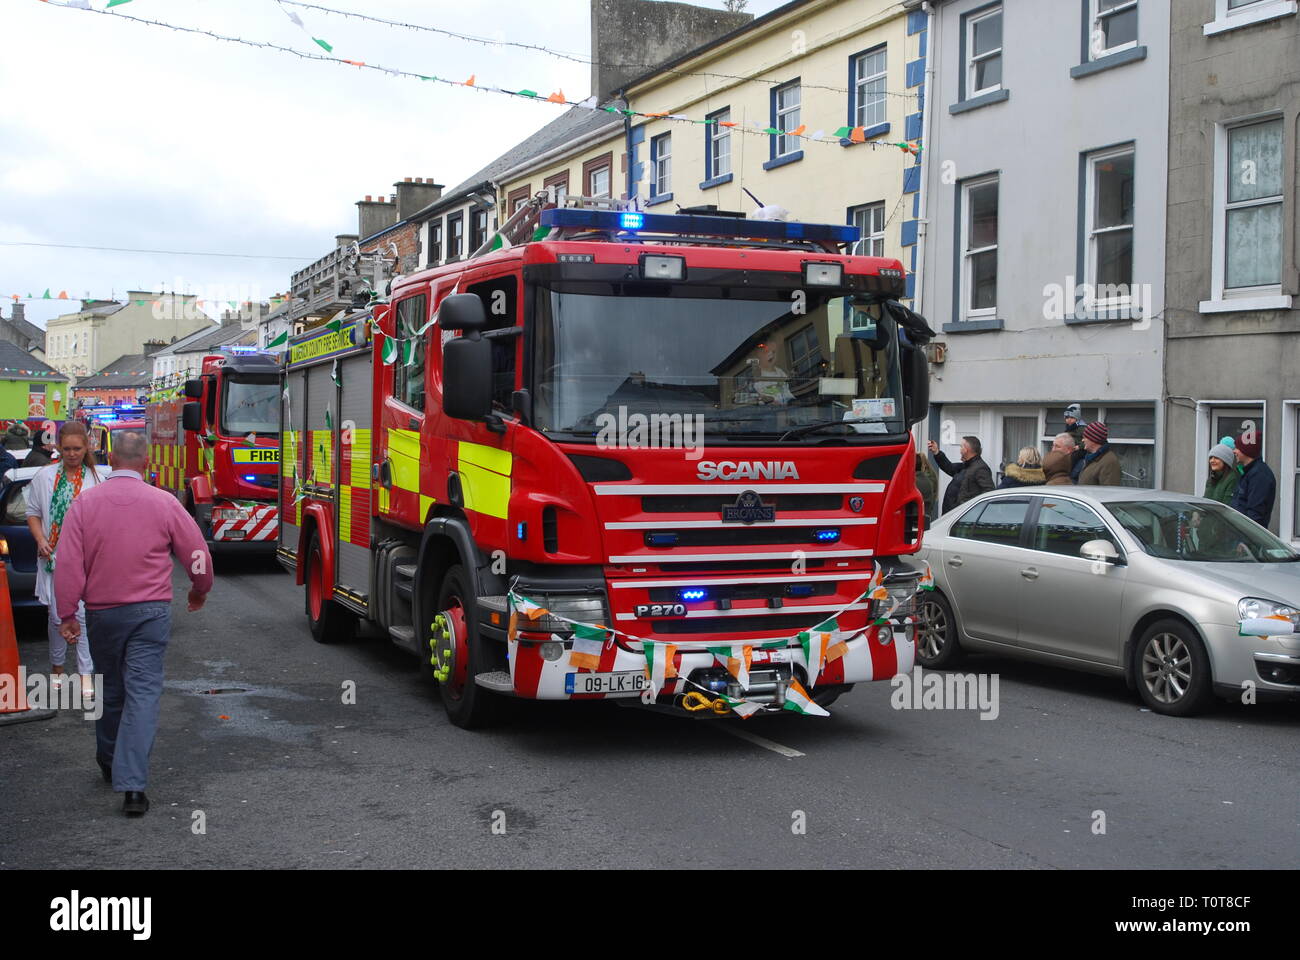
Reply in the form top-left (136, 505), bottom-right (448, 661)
top-left (1104, 405), bottom-right (1155, 439)
top-left (1095, 152), bottom-right (1134, 228)
top-left (969, 249), bottom-right (998, 310)
top-left (968, 182), bottom-right (998, 247)
top-left (1002, 416), bottom-right (1039, 472)
top-left (1033, 499), bottom-right (1112, 555)
top-left (1228, 119), bottom-right (1283, 202)
top-left (1226, 203), bottom-right (1282, 287)
top-left (975, 53), bottom-right (1002, 90)
top-left (972, 12), bottom-right (1002, 56)
top-left (951, 501), bottom-right (987, 539)
top-left (969, 498), bottom-right (1028, 547)
top-left (1102, 7), bottom-right (1137, 48)
top-left (1108, 443), bottom-right (1153, 487)
top-left (1096, 228), bottom-right (1133, 288)
top-left (1230, 0), bottom-right (1263, 9)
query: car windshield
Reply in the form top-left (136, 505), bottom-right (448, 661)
top-left (1106, 500), bottom-right (1299, 563)
top-left (533, 284), bottom-right (906, 442)
top-left (222, 377), bottom-right (279, 435)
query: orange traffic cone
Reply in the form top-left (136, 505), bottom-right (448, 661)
top-left (0, 558), bottom-right (55, 725)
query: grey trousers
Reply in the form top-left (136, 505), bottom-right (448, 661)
top-left (87, 602), bottom-right (171, 793)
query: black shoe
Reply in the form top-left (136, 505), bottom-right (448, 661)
top-left (123, 791), bottom-right (149, 817)
top-left (97, 759), bottom-right (112, 784)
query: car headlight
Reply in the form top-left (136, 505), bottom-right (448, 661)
top-left (1238, 597), bottom-right (1300, 625)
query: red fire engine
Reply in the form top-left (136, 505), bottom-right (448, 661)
top-left (147, 351), bottom-right (281, 548)
top-left (279, 199), bottom-right (935, 727)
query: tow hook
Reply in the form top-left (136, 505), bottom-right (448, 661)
top-left (682, 691), bottom-right (731, 715)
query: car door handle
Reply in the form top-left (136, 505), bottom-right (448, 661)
top-left (1020, 567), bottom-right (1039, 580)
top-left (947, 557), bottom-right (963, 567)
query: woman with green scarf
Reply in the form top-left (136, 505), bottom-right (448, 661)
top-left (25, 421), bottom-right (110, 700)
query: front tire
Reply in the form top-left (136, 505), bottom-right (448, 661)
top-left (428, 564), bottom-right (499, 729)
top-left (1134, 619), bottom-right (1213, 717)
top-left (305, 530), bottom-right (354, 644)
top-left (916, 590), bottom-right (962, 668)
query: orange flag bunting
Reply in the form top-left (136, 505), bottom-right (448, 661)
top-left (465, 74), bottom-right (475, 86)
top-left (57, 291), bottom-right (68, 299)
top-left (849, 126), bottom-right (867, 143)
top-left (790, 124), bottom-right (807, 137)
top-left (547, 90), bottom-right (566, 104)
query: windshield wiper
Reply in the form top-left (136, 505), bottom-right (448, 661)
top-left (778, 418), bottom-right (883, 441)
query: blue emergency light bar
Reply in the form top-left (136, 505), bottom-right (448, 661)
top-left (540, 208), bottom-right (860, 245)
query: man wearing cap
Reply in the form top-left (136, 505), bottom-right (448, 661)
top-left (1078, 422), bottom-right (1122, 485)
top-left (1203, 442), bottom-right (1239, 505)
top-left (1229, 432), bottom-right (1276, 528)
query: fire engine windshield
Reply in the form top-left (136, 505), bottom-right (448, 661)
top-left (221, 377), bottom-right (279, 436)
top-left (533, 286), bottom-right (906, 442)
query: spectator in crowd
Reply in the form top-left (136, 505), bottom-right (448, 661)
top-left (53, 431), bottom-right (213, 817)
top-left (927, 436), bottom-right (994, 513)
top-left (3, 422), bottom-right (31, 452)
top-left (1203, 442), bottom-right (1239, 505)
top-left (1063, 403), bottom-right (1087, 446)
top-left (1229, 431), bottom-right (1276, 528)
top-left (1078, 422), bottom-right (1123, 485)
top-left (25, 430), bottom-right (55, 468)
top-left (24, 420), bottom-right (110, 700)
top-left (914, 442), bottom-right (938, 522)
top-left (0, 444), bottom-right (16, 480)
top-left (1220, 435), bottom-right (1244, 476)
top-left (1042, 433), bottom-right (1076, 485)
top-left (998, 447), bottom-right (1046, 488)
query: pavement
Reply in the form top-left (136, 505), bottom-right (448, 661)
top-left (2, 556), bottom-right (1297, 869)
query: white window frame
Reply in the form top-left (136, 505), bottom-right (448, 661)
top-left (1194, 399), bottom-right (1266, 497)
top-left (853, 48), bottom-right (888, 129)
top-left (1204, 0), bottom-right (1298, 36)
top-left (652, 133), bottom-right (672, 197)
top-left (708, 109), bottom-right (731, 179)
top-left (966, 7), bottom-right (1003, 99)
top-left (1084, 144), bottom-right (1136, 311)
top-left (850, 202), bottom-right (886, 259)
top-left (961, 175), bottom-right (999, 321)
top-left (1201, 115), bottom-right (1293, 313)
top-left (587, 165), bottom-right (611, 198)
top-left (774, 82), bottom-right (801, 158)
top-left (1090, 0), bottom-right (1139, 59)
top-left (1282, 401), bottom-right (1300, 545)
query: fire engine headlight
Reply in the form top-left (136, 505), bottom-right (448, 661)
top-left (520, 595), bottom-right (609, 634)
top-left (802, 262), bottom-right (844, 287)
top-left (640, 254), bottom-right (685, 281)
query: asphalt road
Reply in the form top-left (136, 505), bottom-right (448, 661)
top-left (2, 556), bottom-right (1297, 869)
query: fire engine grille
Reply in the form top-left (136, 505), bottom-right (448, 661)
top-left (646, 581), bottom-right (836, 603)
top-left (662, 559), bottom-right (828, 572)
top-left (639, 493), bottom-right (843, 514)
top-left (643, 526), bottom-right (842, 547)
top-left (650, 613), bottom-right (836, 635)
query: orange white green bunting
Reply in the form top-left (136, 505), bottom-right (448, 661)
top-left (782, 678), bottom-right (829, 717)
top-left (571, 623), bottom-right (606, 671)
top-left (642, 641), bottom-right (678, 694)
top-left (509, 593), bottom-right (549, 620)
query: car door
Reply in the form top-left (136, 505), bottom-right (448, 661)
top-left (377, 290), bottom-right (431, 528)
top-left (1014, 495), bottom-right (1128, 665)
top-left (941, 496), bottom-right (1032, 646)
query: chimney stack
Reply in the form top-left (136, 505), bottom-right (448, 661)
top-left (357, 195), bottom-right (399, 240)
top-left (393, 177), bottom-right (443, 221)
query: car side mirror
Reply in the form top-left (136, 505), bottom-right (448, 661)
top-left (1080, 539), bottom-right (1121, 563)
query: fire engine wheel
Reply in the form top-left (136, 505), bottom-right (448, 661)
top-left (430, 564), bottom-right (499, 729)
top-left (305, 531), bottom-right (355, 644)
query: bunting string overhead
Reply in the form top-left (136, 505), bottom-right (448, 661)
top-left (40, 1), bottom-right (921, 155)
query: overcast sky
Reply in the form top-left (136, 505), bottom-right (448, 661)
top-left (1, 0), bottom-right (789, 333)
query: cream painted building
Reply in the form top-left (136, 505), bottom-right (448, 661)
top-left (45, 293), bottom-right (211, 383)
top-left (622, 0), bottom-right (924, 294)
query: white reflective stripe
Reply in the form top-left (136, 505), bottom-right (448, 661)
top-left (611, 572), bottom-right (873, 589)
top-left (593, 483), bottom-right (885, 496)
top-left (608, 548), bottom-right (873, 564)
top-left (616, 602), bottom-right (871, 622)
top-left (605, 517), bottom-right (878, 530)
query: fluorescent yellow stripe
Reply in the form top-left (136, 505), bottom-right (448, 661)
top-left (350, 429), bottom-right (371, 487)
top-left (459, 462), bottom-right (510, 519)
top-left (311, 430), bottom-right (333, 485)
top-left (378, 486), bottom-right (390, 513)
top-left (389, 428), bottom-right (420, 492)
top-left (458, 441), bottom-right (512, 476)
top-left (339, 485), bottom-right (352, 539)
top-left (420, 494), bottom-right (436, 524)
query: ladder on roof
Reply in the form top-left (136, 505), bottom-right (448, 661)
top-left (466, 193), bottom-right (628, 262)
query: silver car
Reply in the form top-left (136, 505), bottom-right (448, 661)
top-left (914, 487), bottom-right (1300, 716)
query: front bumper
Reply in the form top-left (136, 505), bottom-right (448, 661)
top-left (1204, 621), bottom-right (1300, 700)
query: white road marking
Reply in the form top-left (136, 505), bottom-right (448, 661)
top-left (717, 725), bottom-right (805, 758)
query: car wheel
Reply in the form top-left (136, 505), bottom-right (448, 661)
top-left (305, 531), bottom-right (355, 644)
top-left (1134, 619), bottom-right (1213, 717)
top-left (916, 591), bottom-right (962, 668)
top-left (428, 564), bottom-right (500, 729)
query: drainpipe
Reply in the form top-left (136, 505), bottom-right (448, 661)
top-left (914, 1), bottom-right (938, 321)
top-left (618, 88), bottom-right (633, 201)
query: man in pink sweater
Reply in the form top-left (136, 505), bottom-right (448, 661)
top-left (54, 431), bottom-right (213, 817)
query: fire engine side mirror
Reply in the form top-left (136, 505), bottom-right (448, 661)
top-left (182, 402), bottom-right (203, 433)
top-left (184, 379), bottom-right (203, 400)
top-left (903, 341), bottom-right (929, 427)
top-left (439, 293), bottom-right (487, 333)
top-left (443, 337), bottom-right (492, 422)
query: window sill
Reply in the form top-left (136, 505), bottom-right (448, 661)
top-left (644, 192), bottom-right (674, 208)
top-left (1065, 307), bottom-right (1145, 325)
top-left (949, 89), bottom-right (1009, 115)
top-left (762, 151), bottom-right (804, 171)
top-left (698, 173), bottom-right (733, 191)
top-left (942, 317), bottom-right (1004, 333)
top-left (1070, 45), bottom-right (1148, 78)
top-left (1199, 294), bottom-right (1294, 313)
top-left (1204, 0), bottom-right (1298, 36)
top-left (840, 122), bottom-right (891, 146)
